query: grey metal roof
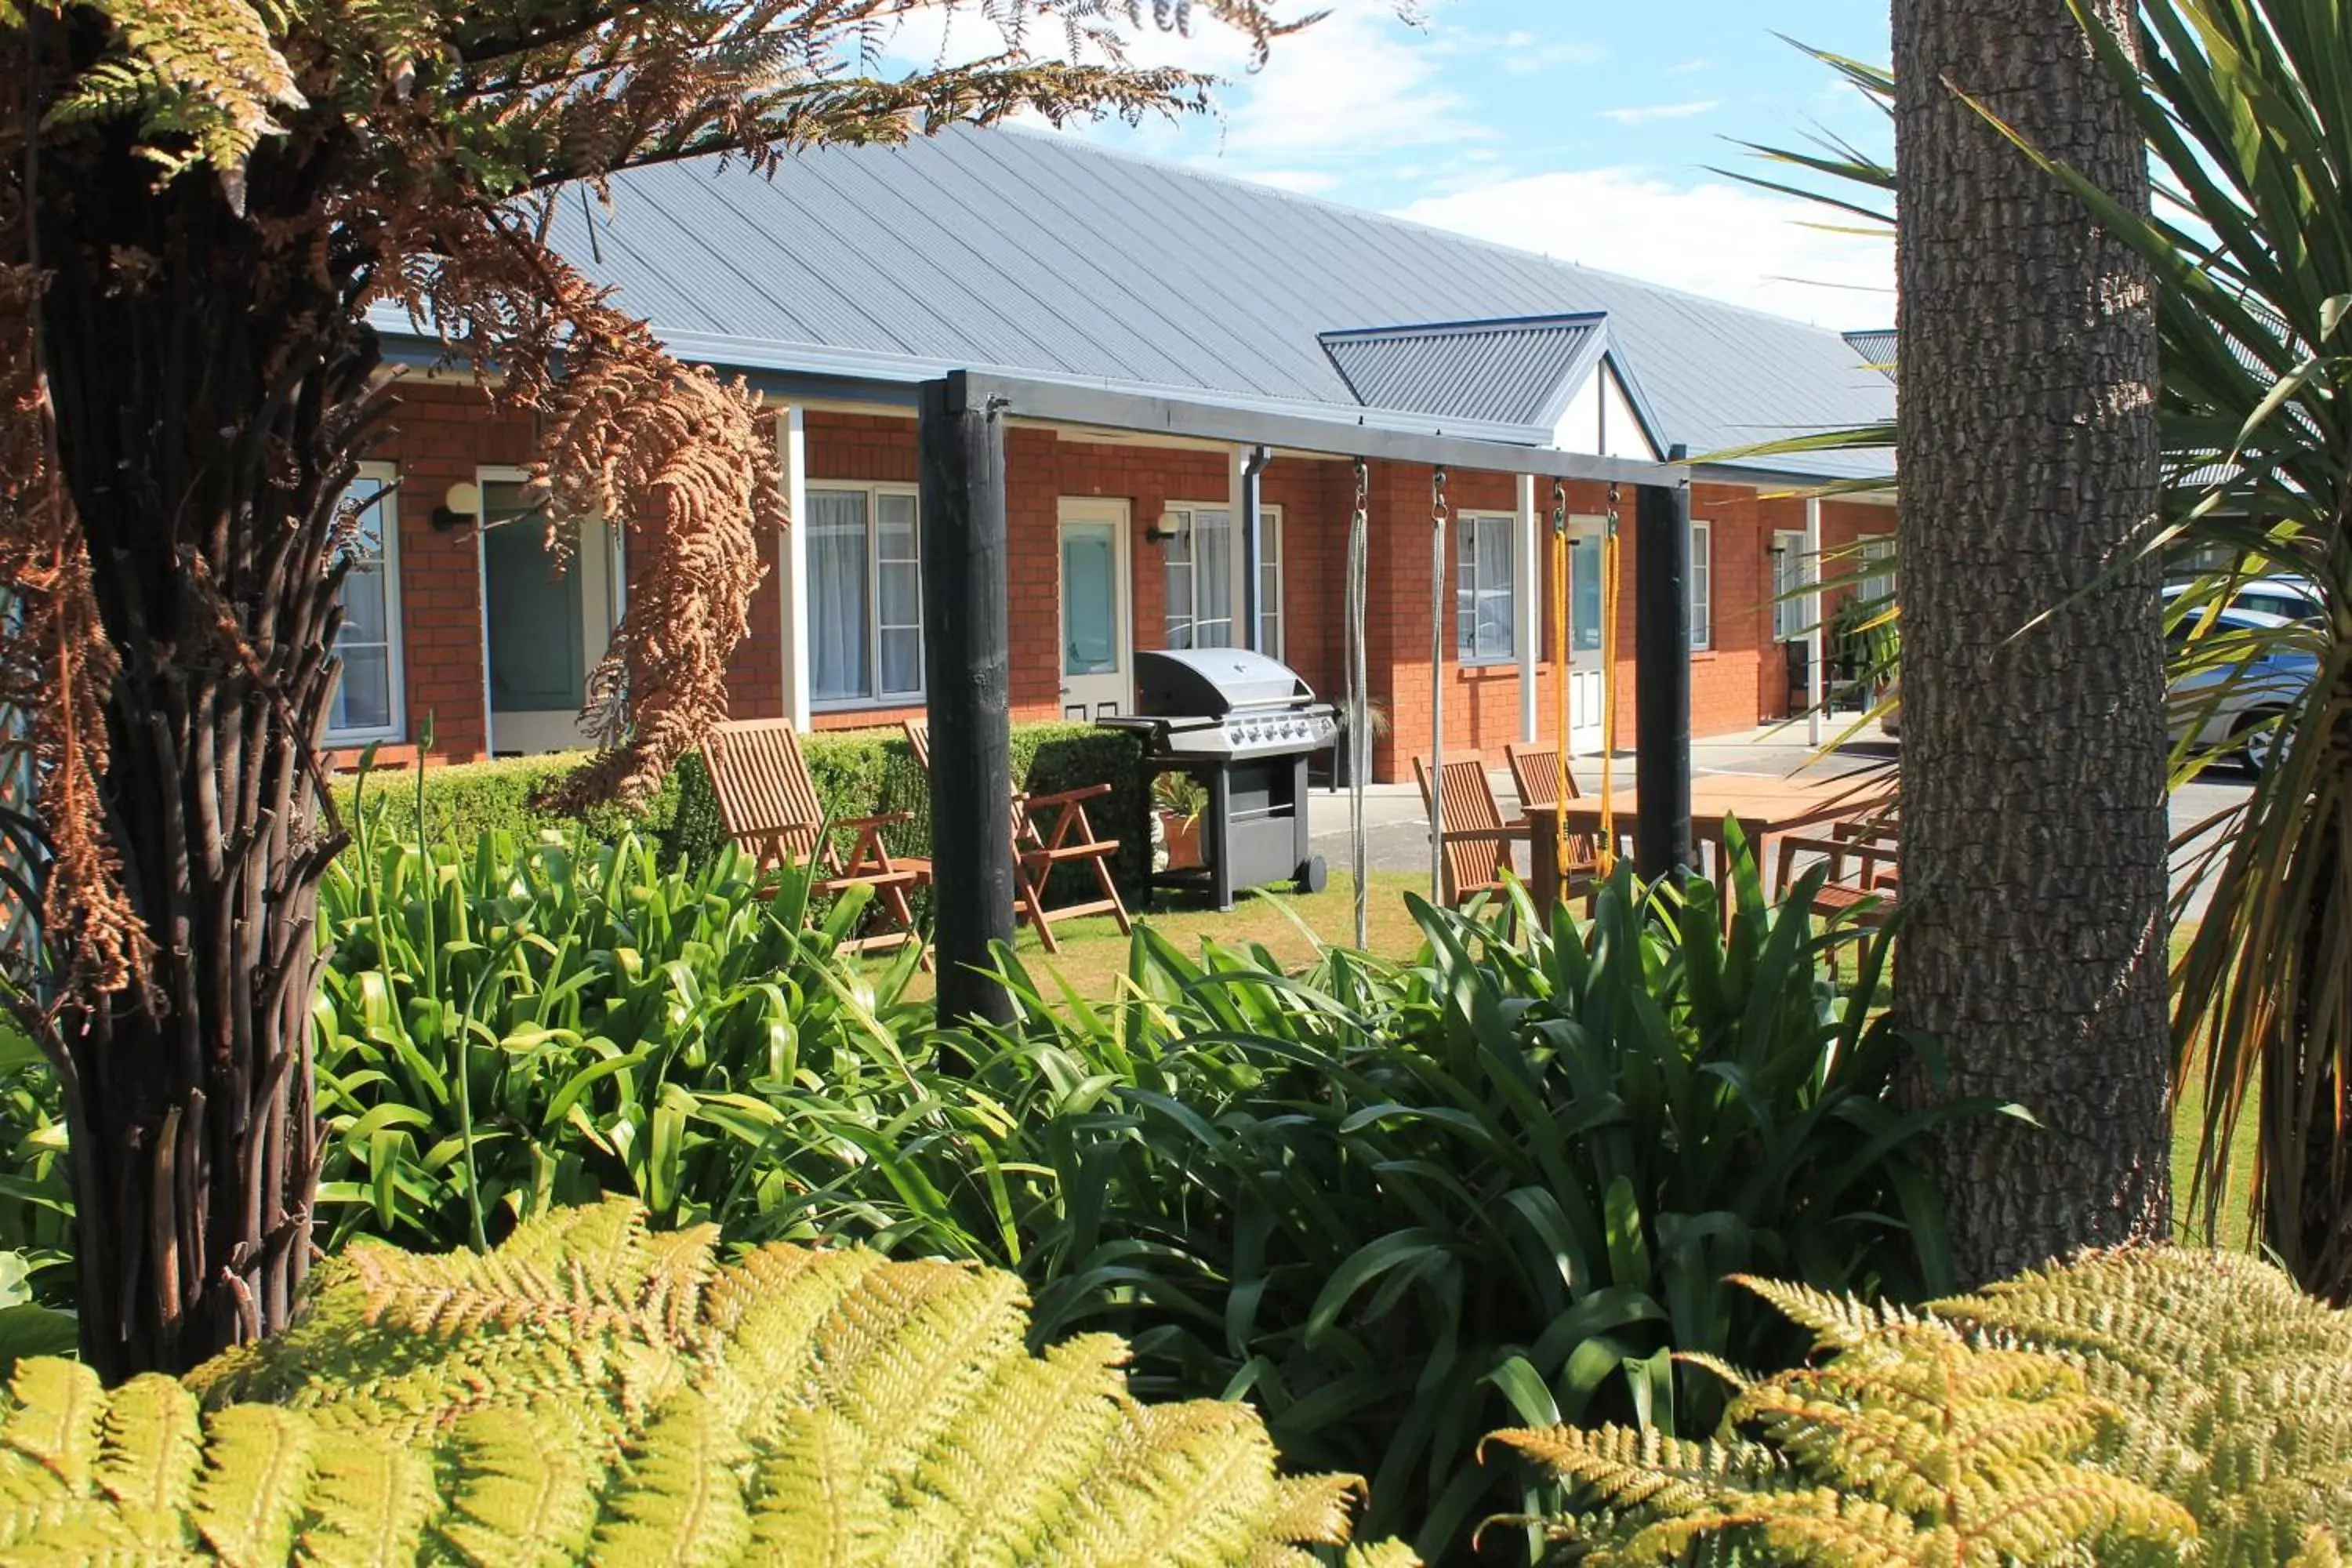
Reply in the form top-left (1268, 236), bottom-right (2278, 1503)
top-left (1319, 314), bottom-right (1611, 431)
top-left (387, 125), bottom-right (1899, 479)
top-left (1842, 329), bottom-right (1898, 382)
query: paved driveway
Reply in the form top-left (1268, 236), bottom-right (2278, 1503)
top-left (1306, 724), bottom-right (2252, 922)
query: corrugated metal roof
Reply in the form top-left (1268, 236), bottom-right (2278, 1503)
top-left (411, 125), bottom-right (1900, 479)
top-left (1319, 315), bottom-right (1607, 430)
top-left (1842, 329), bottom-right (1898, 381)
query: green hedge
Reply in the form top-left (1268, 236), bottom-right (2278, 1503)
top-left (332, 722), bottom-right (1153, 897)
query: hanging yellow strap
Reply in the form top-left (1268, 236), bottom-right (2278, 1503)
top-left (1549, 483), bottom-right (1569, 885)
top-left (1597, 485), bottom-right (1623, 877)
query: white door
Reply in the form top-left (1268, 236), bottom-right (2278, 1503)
top-left (481, 477), bottom-right (623, 756)
top-left (1058, 500), bottom-right (1131, 720)
top-left (1566, 516), bottom-right (1607, 754)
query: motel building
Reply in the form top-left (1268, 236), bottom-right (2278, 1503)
top-left (333, 125), bottom-right (1898, 784)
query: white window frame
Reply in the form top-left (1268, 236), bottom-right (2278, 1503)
top-left (1690, 518), bottom-right (1714, 652)
top-left (324, 461), bottom-right (405, 746)
top-left (1163, 502), bottom-right (1281, 652)
top-left (1257, 506), bottom-right (1284, 659)
top-left (1772, 529), bottom-right (1809, 644)
top-left (1455, 510), bottom-right (1519, 666)
top-left (806, 481), bottom-right (924, 710)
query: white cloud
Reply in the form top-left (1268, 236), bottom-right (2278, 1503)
top-left (1390, 167), bottom-right (1894, 325)
top-left (1666, 56), bottom-right (1711, 76)
top-left (1218, 0), bottom-right (1481, 154)
top-left (1596, 100), bottom-right (1722, 126)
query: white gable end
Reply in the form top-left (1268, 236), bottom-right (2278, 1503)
top-left (1599, 364), bottom-right (1660, 460)
top-left (1548, 358), bottom-right (1661, 460)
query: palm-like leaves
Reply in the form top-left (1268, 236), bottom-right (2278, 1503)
top-left (1742, 2), bottom-right (2352, 1287)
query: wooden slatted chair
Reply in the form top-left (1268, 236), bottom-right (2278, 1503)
top-left (1774, 826), bottom-right (1899, 929)
top-left (904, 720), bottom-right (1132, 954)
top-left (1504, 743), bottom-right (1604, 895)
top-left (697, 718), bottom-right (927, 955)
top-left (1411, 755), bottom-right (1530, 906)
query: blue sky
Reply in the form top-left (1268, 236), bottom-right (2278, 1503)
top-left (894, 0), bottom-right (1898, 327)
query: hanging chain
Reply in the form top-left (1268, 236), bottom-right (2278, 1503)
top-left (1347, 459), bottom-right (1370, 949)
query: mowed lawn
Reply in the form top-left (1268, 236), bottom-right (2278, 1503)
top-left (905, 884), bottom-right (2264, 1255)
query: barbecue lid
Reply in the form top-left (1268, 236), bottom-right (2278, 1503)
top-left (1134, 648), bottom-right (1312, 717)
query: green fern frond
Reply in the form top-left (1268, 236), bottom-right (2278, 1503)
top-left (191, 1406), bottom-right (312, 1568)
top-left (431, 1412), bottom-right (601, 1568)
top-left (583, 1390), bottom-right (750, 1567)
top-left (0, 1200), bottom-right (1408, 1566)
top-left (1522, 1250), bottom-right (2352, 1566)
top-left (1, 1358), bottom-right (106, 1494)
top-left (95, 1375), bottom-right (204, 1548)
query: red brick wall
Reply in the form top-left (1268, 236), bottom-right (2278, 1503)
top-left (371, 381), bottom-right (544, 760)
top-left (367, 390), bottom-right (1799, 779)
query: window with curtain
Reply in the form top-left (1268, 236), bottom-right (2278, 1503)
top-left (1773, 531), bottom-right (1809, 643)
top-left (1164, 506), bottom-right (1233, 648)
top-left (1164, 503), bottom-right (1283, 652)
top-left (1857, 535), bottom-right (1896, 608)
top-left (325, 462), bottom-right (404, 742)
top-left (1455, 512), bottom-right (1516, 664)
top-left (809, 485), bottom-right (923, 706)
top-left (1690, 519), bottom-right (1714, 651)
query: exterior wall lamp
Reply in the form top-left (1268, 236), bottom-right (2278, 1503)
top-left (1145, 510), bottom-right (1185, 546)
top-left (430, 481), bottom-right (481, 532)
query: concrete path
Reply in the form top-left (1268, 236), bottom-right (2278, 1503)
top-left (1305, 721), bottom-right (2252, 923)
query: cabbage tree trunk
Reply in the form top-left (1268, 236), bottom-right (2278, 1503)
top-left (1890, 0), bottom-right (2172, 1282)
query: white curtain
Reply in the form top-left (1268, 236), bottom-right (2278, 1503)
top-left (808, 489), bottom-right (869, 702)
top-left (1192, 508), bottom-right (1233, 647)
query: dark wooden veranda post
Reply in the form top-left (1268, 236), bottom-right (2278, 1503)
top-left (919, 373), bottom-right (1017, 1026)
top-left (1635, 445), bottom-right (1693, 877)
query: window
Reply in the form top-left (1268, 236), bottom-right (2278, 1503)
top-left (1165, 503), bottom-right (1283, 653)
top-left (1257, 509), bottom-right (1284, 658)
top-left (1772, 530), bottom-right (1809, 644)
top-left (808, 485), bottom-right (922, 706)
top-left (325, 463), bottom-right (404, 743)
top-left (1857, 535), bottom-right (1896, 608)
top-left (1455, 513), bottom-right (1516, 664)
top-left (1690, 519), bottom-right (1713, 651)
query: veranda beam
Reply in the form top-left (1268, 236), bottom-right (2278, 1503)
top-left (918, 376), bottom-right (1017, 1026)
top-left (956, 372), bottom-right (1682, 490)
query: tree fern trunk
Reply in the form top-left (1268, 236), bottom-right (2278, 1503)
top-left (37, 147), bottom-right (367, 1377)
top-left (1891, 0), bottom-right (2172, 1281)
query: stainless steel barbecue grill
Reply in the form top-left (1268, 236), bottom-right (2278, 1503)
top-left (1098, 648), bottom-right (1337, 910)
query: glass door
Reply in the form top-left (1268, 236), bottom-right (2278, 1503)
top-left (1057, 500), bottom-right (1131, 719)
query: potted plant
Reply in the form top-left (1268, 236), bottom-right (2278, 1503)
top-left (1152, 773), bottom-right (1208, 872)
top-left (1323, 697), bottom-right (1391, 789)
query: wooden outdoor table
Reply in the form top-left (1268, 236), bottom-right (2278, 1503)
top-left (1525, 773), bottom-right (1895, 915)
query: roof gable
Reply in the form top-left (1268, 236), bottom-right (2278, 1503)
top-left (1319, 314), bottom-right (1609, 431)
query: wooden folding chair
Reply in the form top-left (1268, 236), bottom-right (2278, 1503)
top-left (1774, 825), bottom-right (1899, 929)
top-left (905, 720), bottom-right (1131, 954)
top-left (1411, 755), bottom-right (1530, 905)
top-left (1504, 743), bottom-right (1603, 895)
top-left (698, 718), bottom-right (927, 955)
